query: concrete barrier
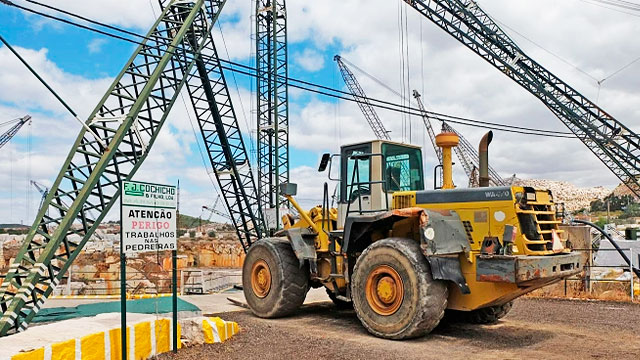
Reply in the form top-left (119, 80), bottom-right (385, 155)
top-left (6, 316), bottom-right (238, 360)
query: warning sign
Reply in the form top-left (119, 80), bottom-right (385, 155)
top-left (121, 180), bottom-right (177, 254)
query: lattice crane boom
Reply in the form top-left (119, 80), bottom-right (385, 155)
top-left (30, 180), bottom-right (49, 214)
top-left (0, 115), bottom-right (30, 150)
top-left (178, 23), bottom-right (266, 250)
top-left (202, 205), bottom-right (231, 221)
top-left (412, 91), bottom-right (442, 164)
top-left (404, 0), bottom-right (640, 196)
top-left (0, 0), bottom-right (253, 335)
top-left (334, 55), bottom-right (391, 141)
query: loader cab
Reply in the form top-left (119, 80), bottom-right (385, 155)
top-left (336, 140), bottom-right (424, 227)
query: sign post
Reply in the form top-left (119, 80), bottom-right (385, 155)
top-left (121, 180), bottom-right (178, 358)
top-left (172, 249), bottom-right (178, 352)
top-left (119, 184), bottom-right (127, 360)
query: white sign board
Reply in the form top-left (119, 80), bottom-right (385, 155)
top-left (121, 180), bottom-right (177, 254)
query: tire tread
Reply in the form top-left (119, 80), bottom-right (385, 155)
top-left (352, 238), bottom-right (448, 339)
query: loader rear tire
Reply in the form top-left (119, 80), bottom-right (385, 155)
top-left (351, 238), bottom-right (448, 340)
top-left (243, 238), bottom-right (309, 318)
top-left (445, 301), bottom-right (514, 324)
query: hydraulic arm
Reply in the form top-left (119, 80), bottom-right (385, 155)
top-left (404, 0), bottom-right (640, 196)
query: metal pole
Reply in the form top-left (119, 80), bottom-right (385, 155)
top-left (173, 179), bottom-right (179, 353)
top-left (67, 266), bottom-right (72, 296)
top-left (631, 249), bottom-right (634, 301)
top-left (120, 187), bottom-right (127, 360)
top-left (172, 249), bottom-right (178, 353)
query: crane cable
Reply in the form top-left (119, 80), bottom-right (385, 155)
top-left (0, 0), bottom-right (577, 138)
top-left (5, 0), bottom-right (574, 137)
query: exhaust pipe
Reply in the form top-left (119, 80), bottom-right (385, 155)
top-left (479, 131), bottom-right (493, 187)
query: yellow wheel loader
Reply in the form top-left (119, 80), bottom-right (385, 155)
top-left (242, 132), bottom-right (581, 339)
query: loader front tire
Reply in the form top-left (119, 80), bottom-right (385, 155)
top-left (352, 238), bottom-right (448, 340)
top-left (243, 238), bottom-right (309, 318)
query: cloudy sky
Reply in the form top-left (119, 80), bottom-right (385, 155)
top-left (0, 0), bottom-right (639, 225)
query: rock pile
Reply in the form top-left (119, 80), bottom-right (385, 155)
top-left (511, 177), bottom-right (611, 212)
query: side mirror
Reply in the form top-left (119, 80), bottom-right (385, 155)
top-left (318, 153), bottom-right (331, 172)
top-left (279, 183), bottom-right (297, 196)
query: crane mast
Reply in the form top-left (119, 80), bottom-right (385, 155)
top-left (334, 55), bottom-right (391, 141)
top-left (256, 0), bottom-right (289, 230)
top-left (0, 115), bottom-right (30, 150)
top-left (404, 0), bottom-right (640, 196)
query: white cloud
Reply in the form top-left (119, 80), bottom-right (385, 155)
top-left (87, 38), bottom-right (106, 54)
top-left (294, 48), bottom-right (325, 72)
top-left (4, 0), bottom-right (640, 226)
top-left (28, 1), bottom-right (157, 31)
top-left (289, 165), bottom-right (333, 210)
top-left (0, 46), bottom-right (113, 117)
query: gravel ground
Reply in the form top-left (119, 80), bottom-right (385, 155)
top-left (159, 298), bottom-right (640, 359)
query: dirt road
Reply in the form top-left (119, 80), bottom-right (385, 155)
top-left (161, 298), bottom-right (640, 359)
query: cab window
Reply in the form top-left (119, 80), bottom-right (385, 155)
top-left (382, 143), bottom-right (424, 192)
top-left (340, 144), bottom-right (371, 203)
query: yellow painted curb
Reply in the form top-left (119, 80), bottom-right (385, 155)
top-left (10, 318), bottom-right (181, 360)
top-left (9, 316), bottom-right (239, 360)
top-left (202, 317), bottom-right (239, 343)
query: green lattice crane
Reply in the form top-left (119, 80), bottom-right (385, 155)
top-left (0, 0), bottom-right (264, 335)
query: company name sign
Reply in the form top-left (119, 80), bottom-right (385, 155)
top-left (122, 181), bottom-right (177, 254)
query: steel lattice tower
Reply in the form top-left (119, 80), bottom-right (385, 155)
top-left (256, 0), bottom-right (289, 230)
